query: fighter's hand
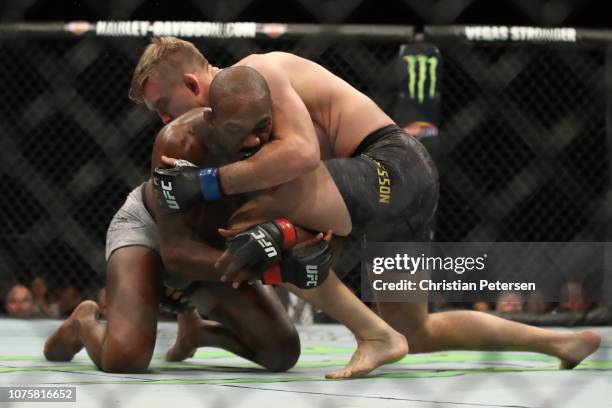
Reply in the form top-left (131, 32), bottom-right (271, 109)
top-left (219, 231), bottom-right (330, 288)
top-left (153, 158), bottom-right (202, 212)
top-left (160, 155), bottom-right (179, 168)
top-left (216, 219), bottom-right (297, 288)
top-left (153, 156), bottom-right (224, 211)
top-left (218, 227), bottom-right (243, 239)
top-left (278, 230), bottom-right (333, 289)
top-left (295, 230), bottom-right (332, 249)
top-left (215, 227), bottom-right (253, 288)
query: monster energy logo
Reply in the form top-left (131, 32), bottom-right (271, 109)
top-left (403, 54), bottom-right (438, 104)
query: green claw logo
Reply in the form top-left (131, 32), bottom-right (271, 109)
top-left (403, 55), bottom-right (438, 104)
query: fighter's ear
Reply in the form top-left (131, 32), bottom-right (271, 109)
top-left (183, 73), bottom-right (200, 96)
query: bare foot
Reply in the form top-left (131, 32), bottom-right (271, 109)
top-left (558, 330), bottom-right (601, 369)
top-left (44, 300), bottom-right (99, 362)
top-left (165, 310), bottom-right (201, 362)
top-left (325, 329), bottom-right (408, 379)
top-left (165, 311), bottom-right (247, 362)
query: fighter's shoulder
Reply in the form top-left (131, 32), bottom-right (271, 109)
top-left (235, 52), bottom-right (300, 79)
top-left (238, 51), bottom-right (296, 65)
top-left (152, 122), bottom-right (197, 165)
top-left (154, 109), bottom-right (205, 153)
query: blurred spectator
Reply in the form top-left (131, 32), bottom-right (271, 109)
top-left (524, 289), bottom-right (551, 314)
top-left (430, 293), bottom-right (448, 311)
top-left (97, 287), bottom-right (107, 320)
top-left (472, 300), bottom-right (491, 312)
top-left (56, 286), bottom-right (82, 317)
top-left (4, 284), bottom-right (36, 318)
top-left (495, 291), bottom-right (523, 313)
top-left (30, 276), bottom-right (60, 318)
top-left (558, 281), bottom-right (592, 312)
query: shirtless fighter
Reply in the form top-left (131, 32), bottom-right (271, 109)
top-left (146, 101), bottom-right (408, 379)
top-left (133, 36), bottom-right (601, 369)
top-left (44, 67), bottom-right (408, 379)
top-left (43, 180), bottom-right (303, 373)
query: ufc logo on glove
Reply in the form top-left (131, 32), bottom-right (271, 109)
top-left (251, 230), bottom-right (278, 258)
top-left (160, 180), bottom-right (180, 210)
top-left (306, 265), bottom-right (318, 287)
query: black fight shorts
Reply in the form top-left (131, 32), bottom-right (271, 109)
top-left (325, 124), bottom-right (439, 281)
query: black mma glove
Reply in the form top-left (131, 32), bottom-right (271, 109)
top-left (153, 159), bottom-right (223, 212)
top-left (225, 219), bottom-right (297, 275)
top-left (262, 239), bottom-right (332, 289)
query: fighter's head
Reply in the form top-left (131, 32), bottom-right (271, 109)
top-left (129, 36), bottom-right (216, 124)
top-left (154, 106), bottom-right (229, 165)
top-left (206, 66), bottom-right (273, 159)
top-left (157, 107), bottom-right (212, 143)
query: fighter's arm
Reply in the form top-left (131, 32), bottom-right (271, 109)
top-left (216, 224), bottom-right (335, 289)
top-left (148, 133), bottom-right (224, 281)
top-left (216, 60), bottom-right (320, 194)
top-left (152, 188), bottom-right (224, 281)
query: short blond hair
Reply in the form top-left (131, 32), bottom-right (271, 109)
top-left (129, 36), bottom-right (208, 103)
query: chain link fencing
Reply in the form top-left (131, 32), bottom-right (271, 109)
top-left (0, 24), bottom-right (611, 321)
top-left (0, 27), bottom-right (407, 315)
top-left (419, 29), bottom-right (611, 316)
top-left (0, 19), bottom-right (609, 408)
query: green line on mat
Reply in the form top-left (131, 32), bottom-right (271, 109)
top-left (20, 362), bottom-right (612, 385)
top-left (0, 349), bottom-right (561, 363)
top-left (0, 365), bottom-right (99, 372)
top-left (2, 358), bottom-right (610, 377)
top-left (0, 347), bottom-right (346, 362)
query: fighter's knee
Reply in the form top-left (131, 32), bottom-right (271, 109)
top-left (101, 335), bottom-right (154, 373)
top-left (101, 349), bottom-right (151, 373)
top-left (257, 325), bottom-right (301, 372)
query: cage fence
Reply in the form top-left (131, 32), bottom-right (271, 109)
top-left (0, 23), bottom-right (611, 313)
top-left (0, 20), bottom-right (610, 408)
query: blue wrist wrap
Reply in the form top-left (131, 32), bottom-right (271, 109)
top-left (198, 167), bottom-right (223, 201)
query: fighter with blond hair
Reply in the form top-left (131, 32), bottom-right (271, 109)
top-left (44, 64), bottom-right (409, 379)
top-left (132, 36), bottom-right (601, 370)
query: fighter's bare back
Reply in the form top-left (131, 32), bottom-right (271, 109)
top-left (236, 52), bottom-right (394, 158)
